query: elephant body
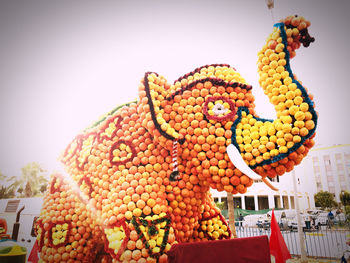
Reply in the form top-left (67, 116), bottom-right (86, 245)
top-left (35, 15), bottom-right (317, 263)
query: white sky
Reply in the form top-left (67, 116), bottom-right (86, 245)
top-left (0, 0), bottom-right (349, 178)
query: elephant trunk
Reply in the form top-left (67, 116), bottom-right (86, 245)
top-left (230, 15), bottom-right (317, 185)
top-left (257, 17), bottom-right (317, 151)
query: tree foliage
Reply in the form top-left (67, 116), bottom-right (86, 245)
top-left (18, 162), bottom-right (49, 197)
top-left (340, 191), bottom-right (350, 206)
top-left (215, 201), bottom-right (226, 211)
top-left (0, 171), bottom-right (16, 199)
top-left (0, 162), bottom-right (49, 198)
top-left (314, 190), bottom-right (337, 209)
top-left (0, 185), bottom-right (16, 199)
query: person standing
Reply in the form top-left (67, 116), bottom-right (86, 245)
top-left (239, 213), bottom-right (244, 230)
top-left (327, 211), bottom-right (334, 229)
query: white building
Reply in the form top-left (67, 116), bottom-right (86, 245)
top-left (305, 144), bottom-right (350, 202)
top-left (211, 144), bottom-right (350, 211)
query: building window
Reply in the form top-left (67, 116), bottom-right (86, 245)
top-left (245, 196), bottom-right (255, 210)
top-left (271, 176), bottom-right (280, 183)
top-left (314, 166), bottom-right (320, 173)
top-left (329, 186), bottom-right (335, 194)
top-left (283, 196), bottom-right (289, 209)
top-left (316, 182), bottom-right (322, 192)
top-left (5, 200), bottom-right (20, 213)
top-left (258, 196), bottom-right (269, 210)
top-left (233, 197), bottom-right (242, 209)
top-left (324, 155), bottom-right (331, 164)
top-left (327, 175), bottom-right (334, 182)
top-left (335, 153), bottom-right (342, 161)
top-left (221, 197), bottom-right (228, 210)
top-left (315, 175), bottom-right (321, 182)
top-left (274, 196), bottom-right (284, 209)
top-left (337, 163), bottom-right (344, 171)
top-left (290, 196), bottom-right (295, 209)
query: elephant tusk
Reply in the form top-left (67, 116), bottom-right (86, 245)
top-left (227, 144), bottom-right (262, 180)
top-left (226, 144), bottom-right (279, 191)
top-left (262, 177), bottom-right (279, 191)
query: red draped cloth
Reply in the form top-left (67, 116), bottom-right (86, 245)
top-left (168, 236), bottom-right (271, 263)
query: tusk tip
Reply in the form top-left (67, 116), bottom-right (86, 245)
top-left (262, 177), bottom-right (279, 191)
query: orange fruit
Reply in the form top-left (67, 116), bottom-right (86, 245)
top-left (127, 240), bottom-right (136, 250)
top-left (125, 211), bottom-right (133, 220)
top-left (136, 199), bottom-right (146, 209)
top-left (143, 206), bottom-right (152, 216)
top-left (230, 176), bottom-right (240, 186)
top-left (146, 199), bottom-right (156, 208)
top-left (240, 175), bottom-right (249, 185)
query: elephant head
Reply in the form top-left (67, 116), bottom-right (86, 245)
top-left (141, 15), bottom-right (317, 193)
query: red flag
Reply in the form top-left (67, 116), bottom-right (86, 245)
top-left (28, 240), bottom-right (39, 263)
top-left (269, 209), bottom-right (291, 263)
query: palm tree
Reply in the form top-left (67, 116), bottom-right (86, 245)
top-left (18, 162), bottom-right (49, 197)
top-left (3, 162), bottom-right (49, 198)
top-left (0, 171), bottom-right (16, 199)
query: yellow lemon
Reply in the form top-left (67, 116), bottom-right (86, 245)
top-left (263, 152), bottom-right (271, 160)
top-left (288, 83), bottom-right (297, 91)
top-left (270, 60), bottom-right (278, 69)
top-left (153, 247), bottom-right (160, 254)
top-left (289, 105), bottom-right (299, 115)
top-left (293, 136), bottom-right (301, 143)
top-left (300, 102), bottom-right (309, 112)
top-left (212, 231), bottom-right (220, 239)
top-left (149, 239), bottom-right (156, 249)
top-left (276, 43), bottom-right (284, 52)
top-left (270, 149), bottom-right (279, 157)
top-left (276, 130), bottom-right (285, 138)
top-left (268, 126), bottom-right (276, 136)
top-left (300, 127), bottom-right (309, 137)
top-left (291, 127), bottom-right (300, 135)
top-left (260, 136), bottom-right (269, 145)
top-left (287, 141), bottom-right (294, 148)
top-left (252, 140), bottom-right (260, 149)
top-left (270, 135), bottom-right (277, 143)
top-left (258, 145), bottom-right (267, 153)
top-left (277, 138), bottom-right (286, 146)
top-left (157, 237), bottom-right (163, 246)
top-left (279, 146), bottom-right (288, 153)
top-left (294, 121), bottom-right (305, 128)
top-left (259, 127), bottom-right (268, 136)
top-left (295, 111), bottom-right (305, 121)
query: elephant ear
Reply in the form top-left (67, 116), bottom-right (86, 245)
top-left (143, 72), bottom-right (182, 142)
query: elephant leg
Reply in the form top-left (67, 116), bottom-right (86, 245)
top-left (191, 193), bottom-right (231, 241)
top-left (35, 173), bottom-right (102, 262)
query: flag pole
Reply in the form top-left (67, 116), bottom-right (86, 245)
top-left (292, 169), bottom-right (307, 262)
top-left (265, 0), bottom-right (275, 24)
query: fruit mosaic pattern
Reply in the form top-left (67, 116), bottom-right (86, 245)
top-left (36, 15), bottom-right (317, 262)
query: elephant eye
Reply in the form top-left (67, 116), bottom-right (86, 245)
top-left (204, 96), bottom-right (236, 121)
top-left (212, 103), bottom-right (228, 115)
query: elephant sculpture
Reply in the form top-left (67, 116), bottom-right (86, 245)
top-left (35, 15), bottom-right (317, 263)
